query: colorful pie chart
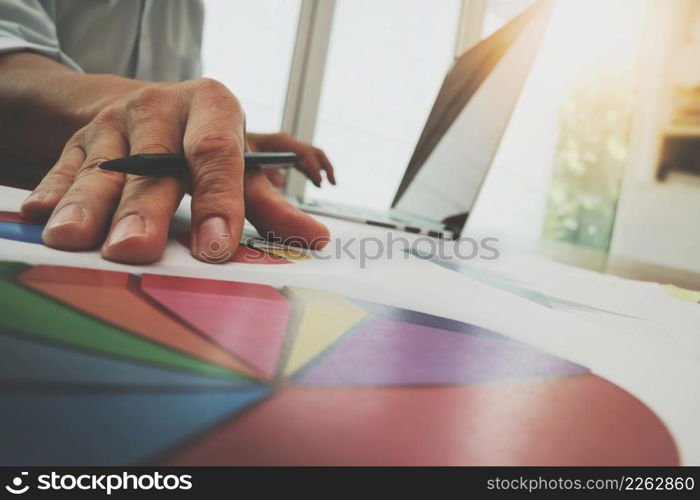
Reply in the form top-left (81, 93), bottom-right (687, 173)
top-left (0, 261), bottom-right (680, 465)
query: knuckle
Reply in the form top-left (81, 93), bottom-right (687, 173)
top-left (193, 164), bottom-right (235, 196)
top-left (47, 164), bottom-right (77, 184)
top-left (120, 179), bottom-right (156, 207)
top-left (80, 156), bottom-right (113, 172)
top-left (191, 78), bottom-right (242, 112)
top-left (193, 77), bottom-right (228, 96)
top-left (51, 147), bottom-right (83, 174)
top-left (76, 157), bottom-right (125, 184)
top-left (192, 195), bottom-right (242, 221)
top-left (187, 130), bottom-right (242, 163)
top-left (133, 136), bottom-right (177, 154)
top-left (120, 178), bottom-right (156, 205)
top-left (95, 168), bottom-right (126, 186)
top-left (122, 176), bottom-right (183, 208)
top-left (92, 106), bottom-right (124, 130)
top-left (126, 86), bottom-right (170, 116)
top-left (66, 129), bottom-right (87, 149)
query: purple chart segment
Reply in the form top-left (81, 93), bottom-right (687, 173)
top-left (296, 318), bottom-right (589, 387)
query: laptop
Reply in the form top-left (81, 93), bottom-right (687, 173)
top-left (295, 0), bottom-right (555, 239)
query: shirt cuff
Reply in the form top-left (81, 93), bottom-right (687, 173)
top-left (0, 35), bottom-right (83, 72)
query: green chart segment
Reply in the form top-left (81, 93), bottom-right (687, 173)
top-left (0, 262), bottom-right (247, 380)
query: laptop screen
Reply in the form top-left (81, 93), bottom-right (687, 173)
top-left (392, 0), bottom-right (555, 228)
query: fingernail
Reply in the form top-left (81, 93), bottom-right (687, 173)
top-left (195, 216), bottom-right (231, 263)
top-left (23, 190), bottom-right (48, 204)
top-left (105, 214), bottom-right (146, 247)
top-left (47, 204), bottom-right (85, 229)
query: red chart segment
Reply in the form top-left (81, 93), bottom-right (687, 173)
top-left (19, 265), bottom-right (254, 376)
top-left (141, 274), bottom-right (291, 378)
top-left (165, 378), bottom-right (679, 466)
top-left (0, 211), bottom-right (32, 224)
top-left (295, 317), bottom-right (588, 386)
top-left (0, 211), bottom-right (45, 245)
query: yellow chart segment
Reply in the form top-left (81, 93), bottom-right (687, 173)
top-left (664, 284), bottom-right (700, 304)
top-left (261, 247), bottom-right (311, 261)
top-left (283, 287), bottom-right (367, 375)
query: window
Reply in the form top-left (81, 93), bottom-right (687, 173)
top-left (482, 0), bottom-right (536, 38)
top-left (201, 0), bottom-right (302, 132)
top-left (308, 0), bottom-right (462, 209)
top-left (468, 0), bottom-right (650, 252)
top-left (541, 0), bottom-right (649, 250)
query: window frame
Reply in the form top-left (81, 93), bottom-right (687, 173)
top-left (280, 0), bottom-right (488, 199)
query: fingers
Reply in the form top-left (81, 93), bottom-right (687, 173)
top-left (315, 147), bottom-right (336, 185)
top-left (296, 148), bottom-right (324, 187)
top-left (244, 170), bottom-right (329, 249)
top-left (183, 79), bottom-right (246, 262)
top-left (20, 141), bottom-right (85, 222)
top-left (263, 168), bottom-right (287, 188)
top-left (295, 146), bottom-right (336, 187)
top-left (42, 113), bottom-right (128, 250)
top-left (102, 175), bottom-right (184, 263)
top-left (260, 133), bottom-right (335, 187)
top-left (102, 87), bottom-right (185, 264)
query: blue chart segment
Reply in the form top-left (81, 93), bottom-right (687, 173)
top-left (0, 387), bottom-right (268, 466)
top-left (0, 331), bottom-right (248, 389)
top-left (0, 221), bottom-right (43, 244)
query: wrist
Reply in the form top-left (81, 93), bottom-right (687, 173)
top-left (62, 73), bottom-right (146, 129)
top-left (0, 52), bottom-right (145, 165)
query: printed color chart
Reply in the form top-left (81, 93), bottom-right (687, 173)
top-left (0, 260), bottom-right (679, 466)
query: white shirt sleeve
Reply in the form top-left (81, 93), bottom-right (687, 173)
top-left (0, 0), bottom-right (82, 71)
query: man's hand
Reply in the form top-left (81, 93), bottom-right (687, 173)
top-left (15, 77), bottom-right (329, 264)
top-left (248, 132), bottom-right (336, 188)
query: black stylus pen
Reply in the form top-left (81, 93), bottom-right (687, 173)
top-left (99, 152), bottom-right (297, 176)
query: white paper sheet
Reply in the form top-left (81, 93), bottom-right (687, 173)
top-left (1, 185), bottom-right (699, 464)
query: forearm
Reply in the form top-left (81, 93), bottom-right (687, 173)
top-left (0, 52), bottom-right (144, 167)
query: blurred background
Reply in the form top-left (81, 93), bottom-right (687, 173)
top-left (201, 0), bottom-right (700, 278)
